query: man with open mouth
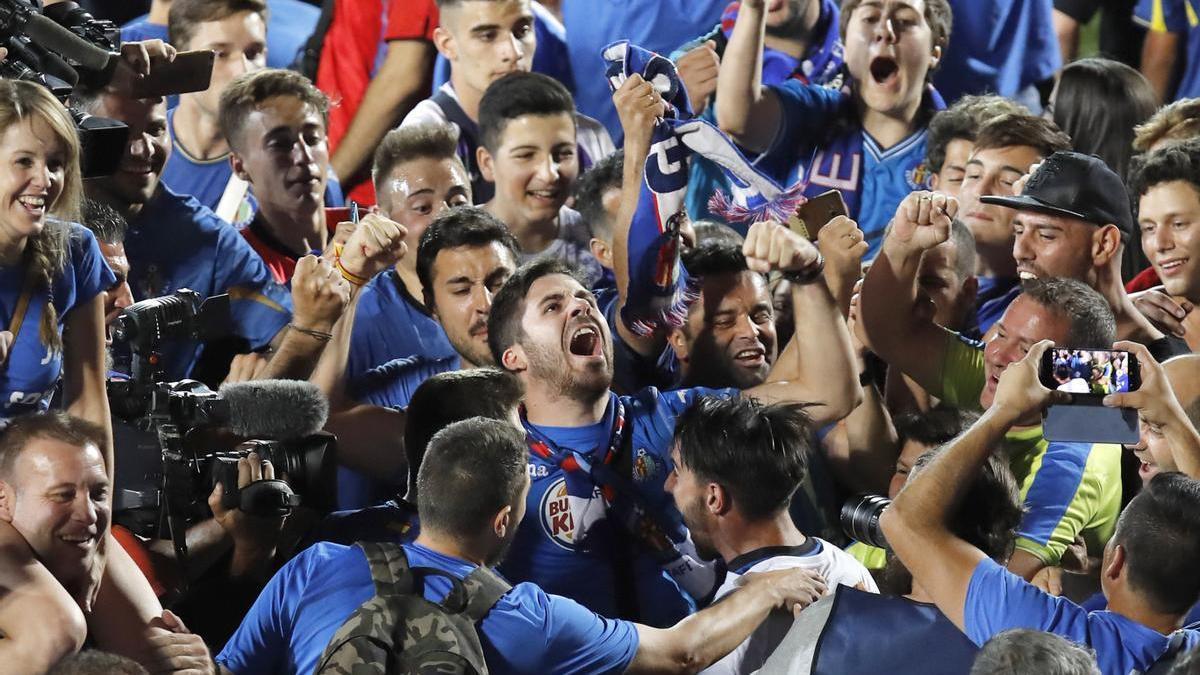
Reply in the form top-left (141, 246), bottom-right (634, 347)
top-left (716, 0), bottom-right (952, 259)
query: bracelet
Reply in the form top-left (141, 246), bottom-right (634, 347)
top-left (289, 324), bottom-right (334, 341)
top-left (781, 251), bottom-right (825, 285)
top-left (335, 257), bottom-right (369, 287)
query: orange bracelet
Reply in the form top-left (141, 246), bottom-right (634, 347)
top-left (335, 257), bottom-right (369, 287)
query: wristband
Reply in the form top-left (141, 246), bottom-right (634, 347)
top-left (289, 324), bottom-right (334, 341)
top-left (335, 257), bottom-right (369, 287)
top-left (781, 251), bottom-right (825, 285)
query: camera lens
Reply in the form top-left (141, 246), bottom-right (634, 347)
top-left (840, 494), bottom-right (891, 549)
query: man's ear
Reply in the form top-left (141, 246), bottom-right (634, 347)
top-left (929, 173), bottom-right (941, 190)
top-left (589, 238), bottom-right (614, 270)
top-left (1104, 543), bottom-right (1126, 582)
top-left (433, 26), bottom-right (456, 60)
top-left (501, 343), bottom-right (528, 373)
top-left (1093, 224), bottom-right (1122, 267)
top-left (706, 483), bottom-right (730, 516)
top-left (478, 146), bottom-right (496, 184)
top-left (493, 504), bottom-right (512, 538)
top-left (667, 327), bottom-right (690, 362)
top-left (0, 481), bottom-right (16, 523)
top-left (928, 44), bottom-right (943, 71)
top-left (229, 153), bottom-right (251, 183)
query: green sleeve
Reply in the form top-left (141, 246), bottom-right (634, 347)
top-left (938, 333), bottom-right (986, 411)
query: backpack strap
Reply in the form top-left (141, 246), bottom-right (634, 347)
top-left (295, 0), bottom-right (337, 78)
top-left (358, 540), bottom-right (416, 598)
top-left (460, 566), bottom-right (511, 623)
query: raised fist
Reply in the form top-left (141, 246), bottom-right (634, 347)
top-left (676, 40), bottom-right (720, 114)
top-left (338, 213), bottom-right (407, 281)
top-left (743, 220), bottom-right (821, 274)
top-left (887, 191), bottom-right (957, 255)
top-left (291, 255), bottom-right (350, 331)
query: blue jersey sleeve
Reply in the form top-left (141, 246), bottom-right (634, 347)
top-left (964, 557), bottom-right (1091, 646)
top-left (481, 583), bottom-right (639, 674)
top-left (1135, 0), bottom-right (1191, 31)
top-left (212, 224), bottom-right (291, 349)
top-left (217, 545), bottom-right (317, 674)
top-left (65, 224), bottom-right (116, 314)
top-left (758, 80), bottom-right (848, 178)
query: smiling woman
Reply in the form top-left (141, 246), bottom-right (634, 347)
top-left (0, 80), bottom-right (114, 456)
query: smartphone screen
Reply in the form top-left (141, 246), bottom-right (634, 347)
top-left (1041, 348), bottom-right (1136, 396)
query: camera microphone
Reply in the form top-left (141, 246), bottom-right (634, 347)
top-left (21, 12), bottom-right (115, 74)
top-left (217, 380), bottom-right (329, 440)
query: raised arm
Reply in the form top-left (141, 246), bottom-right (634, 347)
top-left (63, 294), bottom-right (113, 479)
top-left (1105, 342), bottom-right (1200, 478)
top-left (611, 74), bottom-right (670, 359)
top-left (714, 0), bottom-right (781, 152)
top-left (859, 191), bottom-right (959, 397)
top-left (628, 567), bottom-right (826, 674)
top-left (881, 341), bottom-right (1064, 629)
top-left (1140, 28), bottom-right (1180, 104)
top-left (256, 255), bottom-right (350, 381)
top-left (744, 221), bottom-right (863, 425)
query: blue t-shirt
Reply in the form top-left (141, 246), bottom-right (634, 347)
top-left (161, 109), bottom-right (345, 231)
top-left (337, 270), bottom-right (459, 510)
top-left (562, 0), bottom-right (729, 140)
top-left (974, 275), bottom-right (1019, 337)
top-left (598, 287), bottom-right (680, 395)
top-left (0, 224), bottom-right (115, 421)
top-left (433, 1), bottom-right (575, 94)
top-left (121, 0), bottom-right (319, 70)
top-left (217, 541), bottom-right (640, 675)
top-left (124, 187), bottom-right (292, 380)
top-left (1136, 0), bottom-right (1200, 101)
top-left (933, 0), bottom-right (1061, 103)
top-left (965, 557), bottom-right (1200, 675)
top-left (761, 80), bottom-right (941, 259)
top-left (501, 386), bottom-right (734, 625)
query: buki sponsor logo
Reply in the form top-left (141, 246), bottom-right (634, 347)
top-left (539, 477), bottom-right (604, 551)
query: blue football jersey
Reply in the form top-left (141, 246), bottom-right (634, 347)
top-left (124, 187), bottom-right (292, 380)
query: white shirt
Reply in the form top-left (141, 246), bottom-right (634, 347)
top-left (701, 539), bottom-right (879, 675)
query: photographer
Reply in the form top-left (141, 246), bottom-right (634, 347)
top-left (880, 341), bottom-right (1200, 675)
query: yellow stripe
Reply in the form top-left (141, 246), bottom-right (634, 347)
top-left (228, 286), bottom-right (288, 314)
top-left (1187, 0), bottom-right (1198, 27)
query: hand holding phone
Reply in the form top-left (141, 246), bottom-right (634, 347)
top-left (129, 50), bottom-right (214, 99)
top-left (788, 190), bottom-right (848, 241)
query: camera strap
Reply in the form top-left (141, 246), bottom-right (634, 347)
top-left (6, 272), bottom-right (35, 343)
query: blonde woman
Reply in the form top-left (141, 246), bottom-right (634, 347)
top-left (0, 79), bottom-right (112, 447)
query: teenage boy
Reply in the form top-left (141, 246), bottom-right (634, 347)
top-left (924, 95), bottom-right (1030, 198)
top-left (1127, 140), bottom-right (1200, 351)
top-left (162, 0), bottom-right (342, 226)
top-left (402, 0), bottom-right (613, 203)
top-left (477, 72), bottom-right (604, 287)
top-left (219, 69), bottom-right (343, 284)
top-left (717, 0), bottom-right (953, 258)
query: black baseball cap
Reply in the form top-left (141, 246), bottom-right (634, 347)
top-left (979, 151), bottom-right (1134, 240)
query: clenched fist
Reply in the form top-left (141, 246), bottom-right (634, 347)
top-left (743, 220), bottom-right (821, 275)
top-left (338, 213), bottom-right (407, 281)
top-left (886, 191), bottom-right (958, 257)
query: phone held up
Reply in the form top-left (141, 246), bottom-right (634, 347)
top-left (1038, 347), bottom-right (1141, 445)
top-left (788, 190), bottom-right (848, 241)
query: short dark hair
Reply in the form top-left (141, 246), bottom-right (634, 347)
top-left (1020, 278), bottom-right (1116, 349)
top-left (970, 629), bottom-right (1100, 675)
top-left (693, 220), bottom-right (746, 247)
top-left (404, 368), bottom-right (524, 498)
top-left (1128, 138), bottom-right (1200, 207)
top-left (49, 650), bottom-right (148, 675)
top-left (840, 0), bottom-right (953, 64)
top-left (674, 396), bottom-right (814, 520)
top-left (487, 257), bottom-right (587, 367)
top-left (1113, 472), bottom-right (1200, 615)
top-left (219, 69), bottom-right (329, 152)
top-left (0, 412), bottom-right (106, 482)
top-left (682, 242), bottom-right (750, 278)
top-left (416, 206), bottom-right (520, 300)
top-left (573, 149), bottom-right (624, 241)
top-left (893, 405), bottom-right (979, 448)
top-left (81, 198), bottom-right (128, 245)
top-left (372, 124), bottom-right (465, 209)
top-left (478, 72), bottom-right (576, 152)
top-left (415, 417), bottom-right (528, 539)
top-left (926, 95), bottom-right (1031, 172)
top-left (1053, 58), bottom-right (1157, 180)
top-left (911, 446), bottom-right (1023, 562)
top-left (973, 113), bottom-right (1072, 158)
top-left (168, 0), bottom-right (267, 50)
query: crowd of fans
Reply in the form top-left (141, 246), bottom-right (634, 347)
top-left (3, 0), bottom-right (1200, 672)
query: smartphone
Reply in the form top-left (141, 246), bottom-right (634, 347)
top-left (130, 50), bottom-right (215, 99)
top-left (788, 190), bottom-right (848, 241)
top-left (1038, 348), bottom-right (1140, 445)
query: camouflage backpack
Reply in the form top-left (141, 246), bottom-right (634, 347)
top-left (314, 541), bottom-right (511, 675)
